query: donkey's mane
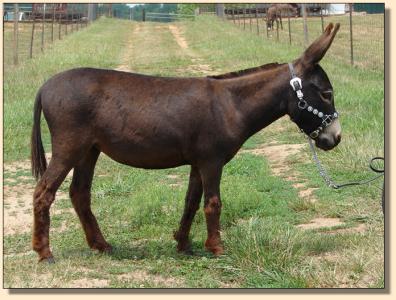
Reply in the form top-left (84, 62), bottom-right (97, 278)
top-left (208, 62), bottom-right (282, 80)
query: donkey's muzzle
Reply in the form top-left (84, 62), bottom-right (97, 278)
top-left (315, 133), bottom-right (341, 151)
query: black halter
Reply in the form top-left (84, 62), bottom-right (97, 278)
top-left (288, 63), bottom-right (339, 139)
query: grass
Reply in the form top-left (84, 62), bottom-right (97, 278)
top-left (3, 20), bottom-right (88, 67)
top-left (3, 16), bottom-right (384, 288)
top-left (230, 13), bottom-right (384, 72)
top-left (3, 17), bottom-right (135, 162)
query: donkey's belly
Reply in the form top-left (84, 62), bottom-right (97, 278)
top-left (98, 139), bottom-right (187, 169)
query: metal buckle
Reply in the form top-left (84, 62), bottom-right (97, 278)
top-left (322, 115), bottom-right (333, 127)
top-left (298, 100), bottom-right (308, 109)
top-left (290, 77), bottom-right (302, 91)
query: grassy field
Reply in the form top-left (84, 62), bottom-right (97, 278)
top-left (3, 20), bottom-right (88, 67)
top-left (3, 16), bottom-right (384, 288)
top-left (230, 13), bottom-right (384, 72)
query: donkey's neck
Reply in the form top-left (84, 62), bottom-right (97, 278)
top-left (225, 64), bottom-right (290, 139)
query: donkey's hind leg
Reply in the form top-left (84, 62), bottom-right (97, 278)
top-left (33, 158), bottom-right (73, 263)
top-left (69, 148), bottom-right (112, 253)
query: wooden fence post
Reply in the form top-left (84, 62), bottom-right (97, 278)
top-left (71, 5), bottom-right (74, 33)
top-left (320, 5), bottom-right (324, 33)
top-left (30, 15), bottom-right (35, 58)
top-left (265, 7), bottom-right (269, 39)
top-left (243, 8), bottom-right (246, 30)
top-left (41, 4), bottom-right (45, 53)
top-left (255, 5), bottom-right (259, 35)
top-left (51, 6), bottom-right (55, 42)
top-left (13, 4), bottom-right (19, 65)
top-left (65, 6), bottom-right (68, 35)
top-left (302, 4), bottom-right (309, 47)
top-left (58, 12), bottom-right (61, 40)
top-left (288, 12), bottom-right (291, 45)
top-left (349, 4), bottom-right (354, 65)
top-left (249, 7), bottom-right (252, 31)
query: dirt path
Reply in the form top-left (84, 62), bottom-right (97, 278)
top-left (241, 116), bottom-right (320, 202)
top-left (168, 24), bottom-right (217, 76)
top-left (116, 24), bottom-right (141, 72)
top-left (3, 153), bottom-right (74, 236)
top-left (241, 117), bottom-right (366, 233)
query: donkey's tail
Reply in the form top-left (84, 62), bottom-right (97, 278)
top-left (31, 90), bottom-right (47, 180)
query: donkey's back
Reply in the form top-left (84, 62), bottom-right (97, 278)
top-left (38, 68), bottom-right (238, 169)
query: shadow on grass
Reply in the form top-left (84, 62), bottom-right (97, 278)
top-left (56, 239), bottom-right (216, 262)
top-left (108, 240), bottom-right (215, 261)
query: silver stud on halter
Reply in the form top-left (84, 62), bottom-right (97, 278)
top-left (288, 62), bottom-right (339, 139)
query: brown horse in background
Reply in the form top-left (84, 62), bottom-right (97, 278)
top-left (267, 3), bottom-right (299, 30)
top-left (31, 23), bottom-right (341, 263)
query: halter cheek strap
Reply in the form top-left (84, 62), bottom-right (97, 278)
top-left (288, 63), bottom-right (339, 139)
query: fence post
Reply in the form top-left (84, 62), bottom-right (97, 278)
top-left (255, 4), bottom-right (259, 35)
top-left (51, 6), bottom-right (55, 42)
top-left (13, 4), bottom-right (19, 65)
top-left (216, 4), bottom-right (224, 18)
top-left (41, 4), bottom-right (45, 53)
top-left (80, 6), bottom-right (82, 30)
top-left (320, 5), bottom-right (324, 33)
top-left (58, 12), bottom-right (61, 40)
top-left (71, 5), bottom-right (74, 33)
top-left (288, 12), bottom-right (291, 45)
top-left (302, 4), bottom-right (309, 47)
top-left (30, 15), bottom-right (35, 58)
top-left (266, 10), bottom-right (269, 38)
top-left (243, 8), bottom-right (246, 30)
top-left (249, 6), bottom-right (252, 31)
top-left (88, 4), bottom-right (97, 22)
top-left (142, 8), bottom-right (146, 21)
top-left (349, 4), bottom-right (354, 65)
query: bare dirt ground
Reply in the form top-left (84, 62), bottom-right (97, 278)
top-left (240, 117), bottom-right (366, 234)
top-left (116, 24), bottom-right (141, 72)
top-left (3, 153), bottom-right (74, 236)
top-left (168, 24), bottom-right (218, 76)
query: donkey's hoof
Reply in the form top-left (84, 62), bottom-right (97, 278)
top-left (102, 245), bottom-right (113, 254)
top-left (206, 246), bottom-right (224, 256)
top-left (205, 245), bottom-right (224, 256)
top-left (39, 256), bottom-right (55, 264)
top-left (177, 245), bottom-right (193, 255)
top-left (176, 241), bottom-right (193, 255)
top-left (92, 243), bottom-right (113, 254)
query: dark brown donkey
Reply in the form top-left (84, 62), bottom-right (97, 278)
top-left (31, 23), bottom-right (341, 263)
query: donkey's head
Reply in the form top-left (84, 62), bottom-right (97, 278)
top-left (287, 23), bottom-right (341, 151)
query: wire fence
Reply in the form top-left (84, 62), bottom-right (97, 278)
top-left (224, 4), bottom-right (384, 72)
top-left (4, 3), bottom-right (384, 73)
top-left (3, 3), bottom-right (90, 67)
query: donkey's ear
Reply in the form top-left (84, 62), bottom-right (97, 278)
top-left (299, 23), bottom-right (340, 68)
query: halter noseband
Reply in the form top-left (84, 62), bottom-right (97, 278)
top-left (288, 63), bottom-right (339, 139)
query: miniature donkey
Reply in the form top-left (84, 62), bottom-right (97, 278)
top-left (31, 23), bottom-right (341, 263)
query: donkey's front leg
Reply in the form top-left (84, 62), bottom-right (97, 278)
top-left (199, 162), bottom-right (224, 256)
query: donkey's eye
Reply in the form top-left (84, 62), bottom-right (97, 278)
top-left (320, 91), bottom-right (333, 101)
